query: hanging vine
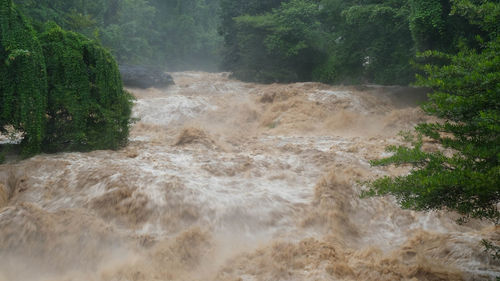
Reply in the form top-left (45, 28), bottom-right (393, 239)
top-left (40, 23), bottom-right (132, 152)
top-left (0, 0), bottom-right (47, 156)
top-left (0, 0), bottom-right (131, 156)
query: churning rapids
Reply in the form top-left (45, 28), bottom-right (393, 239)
top-left (0, 72), bottom-right (498, 281)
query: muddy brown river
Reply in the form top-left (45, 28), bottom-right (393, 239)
top-left (0, 72), bottom-right (498, 280)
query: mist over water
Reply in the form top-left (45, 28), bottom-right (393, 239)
top-left (0, 72), bottom-right (498, 280)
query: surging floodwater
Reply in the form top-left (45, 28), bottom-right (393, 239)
top-left (0, 72), bottom-right (498, 280)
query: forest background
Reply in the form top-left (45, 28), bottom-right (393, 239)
top-left (14, 0), bottom-right (497, 85)
top-left (15, 0), bottom-right (222, 71)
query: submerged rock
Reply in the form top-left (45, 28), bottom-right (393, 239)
top-left (119, 64), bottom-right (175, 88)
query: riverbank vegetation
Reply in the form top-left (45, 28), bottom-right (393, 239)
top-left (1, 0), bottom-right (131, 156)
top-left (362, 1), bottom-right (499, 227)
top-left (219, 0), bottom-right (496, 85)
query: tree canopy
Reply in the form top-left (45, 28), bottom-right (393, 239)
top-left (0, 0), bottom-right (131, 156)
top-left (14, 0), bottom-right (222, 70)
top-left (364, 0), bottom-right (500, 225)
top-left (40, 23), bottom-right (131, 152)
top-left (1, 0), bottom-right (48, 155)
top-left (219, 0), bottom-right (483, 85)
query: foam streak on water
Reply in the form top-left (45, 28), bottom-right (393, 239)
top-left (0, 72), bottom-right (498, 281)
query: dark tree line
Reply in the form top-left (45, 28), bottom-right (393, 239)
top-left (219, 0), bottom-right (491, 85)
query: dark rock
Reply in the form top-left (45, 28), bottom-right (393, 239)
top-left (119, 64), bottom-right (174, 89)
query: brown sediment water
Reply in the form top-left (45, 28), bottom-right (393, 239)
top-left (0, 72), bottom-right (498, 281)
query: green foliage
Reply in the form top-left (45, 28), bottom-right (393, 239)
top-left (13, 0), bottom-right (109, 33)
top-left (219, 0), bottom-right (283, 78)
top-left (226, 0), bottom-right (324, 82)
top-left (219, 0), bottom-right (494, 85)
top-left (265, 0), bottom-right (325, 80)
top-left (0, 0), bottom-right (131, 156)
top-left (364, 8), bottom-right (500, 225)
top-left (408, 0), bottom-right (485, 54)
top-left (220, 0), bottom-right (418, 84)
top-left (149, 0), bottom-right (222, 70)
top-left (0, 0), bottom-right (47, 156)
top-left (99, 0), bottom-right (156, 65)
top-left (451, 0), bottom-right (500, 40)
top-left (482, 239), bottom-right (500, 260)
top-left (316, 0), bottom-right (415, 85)
top-left (408, 0), bottom-right (449, 51)
top-left (15, 0), bottom-right (223, 70)
top-left (40, 24), bottom-right (132, 152)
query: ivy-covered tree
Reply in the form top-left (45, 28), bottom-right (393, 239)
top-left (0, 0), bottom-right (47, 155)
top-left (40, 23), bottom-right (132, 152)
top-left (365, 1), bottom-right (500, 224)
top-left (0, 0), bottom-right (132, 156)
